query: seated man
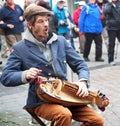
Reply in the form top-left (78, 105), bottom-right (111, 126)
top-left (0, 4), bottom-right (104, 126)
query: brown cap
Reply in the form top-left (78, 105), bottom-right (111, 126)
top-left (24, 4), bottom-right (52, 21)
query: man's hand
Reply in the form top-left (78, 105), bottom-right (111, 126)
top-left (0, 20), bottom-right (4, 24)
top-left (74, 26), bottom-right (79, 32)
top-left (19, 16), bottom-right (24, 21)
top-left (25, 68), bottom-right (42, 80)
top-left (60, 20), bottom-right (66, 25)
top-left (73, 81), bottom-right (88, 97)
top-left (7, 24), bottom-right (14, 29)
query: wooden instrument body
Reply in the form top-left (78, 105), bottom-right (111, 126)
top-left (36, 82), bottom-right (90, 106)
top-left (35, 78), bottom-right (109, 110)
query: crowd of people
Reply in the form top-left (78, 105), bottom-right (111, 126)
top-left (0, 0), bottom-right (120, 125)
top-left (0, 0), bottom-right (119, 65)
top-left (0, 0), bottom-right (119, 66)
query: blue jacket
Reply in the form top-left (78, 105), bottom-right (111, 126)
top-left (0, 36), bottom-right (89, 108)
top-left (53, 5), bottom-right (70, 34)
top-left (0, 3), bottom-right (24, 35)
top-left (78, 3), bottom-right (102, 34)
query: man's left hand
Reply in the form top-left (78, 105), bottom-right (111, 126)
top-left (73, 81), bottom-right (88, 97)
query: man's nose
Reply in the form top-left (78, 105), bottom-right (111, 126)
top-left (44, 20), bottom-right (49, 26)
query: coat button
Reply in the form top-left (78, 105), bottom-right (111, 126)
top-left (64, 60), bottom-right (66, 63)
top-left (45, 64), bottom-right (48, 67)
top-left (48, 73), bottom-right (51, 76)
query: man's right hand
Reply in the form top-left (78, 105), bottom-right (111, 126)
top-left (7, 24), bottom-right (14, 29)
top-left (60, 20), bottom-right (65, 25)
top-left (25, 68), bottom-right (42, 80)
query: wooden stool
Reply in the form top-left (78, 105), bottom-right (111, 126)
top-left (23, 106), bottom-right (55, 126)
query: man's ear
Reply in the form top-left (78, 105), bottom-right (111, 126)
top-left (27, 22), bottom-right (32, 30)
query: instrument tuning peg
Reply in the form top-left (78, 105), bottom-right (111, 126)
top-left (97, 90), bottom-right (102, 95)
top-left (99, 92), bottom-right (103, 96)
top-left (97, 90), bottom-right (105, 97)
top-left (97, 90), bottom-right (100, 94)
top-left (102, 94), bottom-right (106, 99)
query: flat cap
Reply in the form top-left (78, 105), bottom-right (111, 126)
top-left (24, 4), bottom-right (52, 21)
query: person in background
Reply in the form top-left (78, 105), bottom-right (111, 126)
top-left (0, 0), bottom-right (25, 52)
top-left (53, 0), bottom-right (76, 49)
top-left (1, 4), bottom-right (104, 126)
top-left (0, 20), bottom-right (8, 58)
top-left (104, 0), bottom-right (120, 65)
top-left (0, 0), bottom-right (8, 60)
top-left (36, 0), bottom-right (58, 34)
top-left (73, 0), bottom-right (86, 53)
top-left (53, 0), bottom-right (69, 39)
top-left (79, 0), bottom-right (104, 62)
top-left (96, 0), bottom-right (108, 50)
top-left (24, 0), bottom-right (35, 9)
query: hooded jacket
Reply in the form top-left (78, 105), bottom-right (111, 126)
top-left (0, 29), bottom-right (89, 108)
top-left (53, 4), bottom-right (70, 34)
top-left (78, 2), bottom-right (103, 34)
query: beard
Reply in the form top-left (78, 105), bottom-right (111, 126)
top-left (32, 28), bottom-right (49, 42)
top-left (36, 33), bottom-right (49, 42)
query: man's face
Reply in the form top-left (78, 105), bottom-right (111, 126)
top-left (30, 15), bottom-right (49, 42)
top-left (57, 1), bottom-right (65, 9)
top-left (88, 0), bottom-right (96, 4)
top-left (112, 0), bottom-right (117, 2)
top-left (6, 0), bottom-right (14, 5)
top-left (97, 0), bottom-right (103, 3)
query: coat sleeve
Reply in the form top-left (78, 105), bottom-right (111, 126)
top-left (104, 3), bottom-right (112, 15)
top-left (78, 6), bottom-right (86, 32)
top-left (73, 10), bottom-right (79, 25)
top-left (0, 46), bottom-right (25, 87)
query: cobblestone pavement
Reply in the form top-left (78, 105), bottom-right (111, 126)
top-left (0, 39), bottom-right (120, 126)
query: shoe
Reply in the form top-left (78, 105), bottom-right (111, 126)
top-left (84, 57), bottom-right (90, 62)
top-left (95, 58), bottom-right (104, 62)
top-left (109, 61), bottom-right (116, 66)
top-left (0, 61), bottom-right (2, 65)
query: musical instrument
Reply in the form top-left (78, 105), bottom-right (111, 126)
top-left (32, 77), bottom-right (109, 111)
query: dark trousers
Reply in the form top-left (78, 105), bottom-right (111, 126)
top-left (83, 33), bottom-right (103, 60)
top-left (107, 30), bottom-right (120, 63)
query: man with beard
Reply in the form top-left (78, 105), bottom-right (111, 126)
top-left (0, 4), bottom-right (104, 126)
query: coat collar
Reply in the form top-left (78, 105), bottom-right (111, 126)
top-left (24, 29), bottom-right (59, 62)
top-left (24, 28), bottom-right (57, 46)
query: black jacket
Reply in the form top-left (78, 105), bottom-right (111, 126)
top-left (49, 14), bottom-right (58, 34)
top-left (104, 1), bottom-right (120, 30)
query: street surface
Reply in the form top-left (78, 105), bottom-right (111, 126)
top-left (0, 38), bottom-right (120, 126)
